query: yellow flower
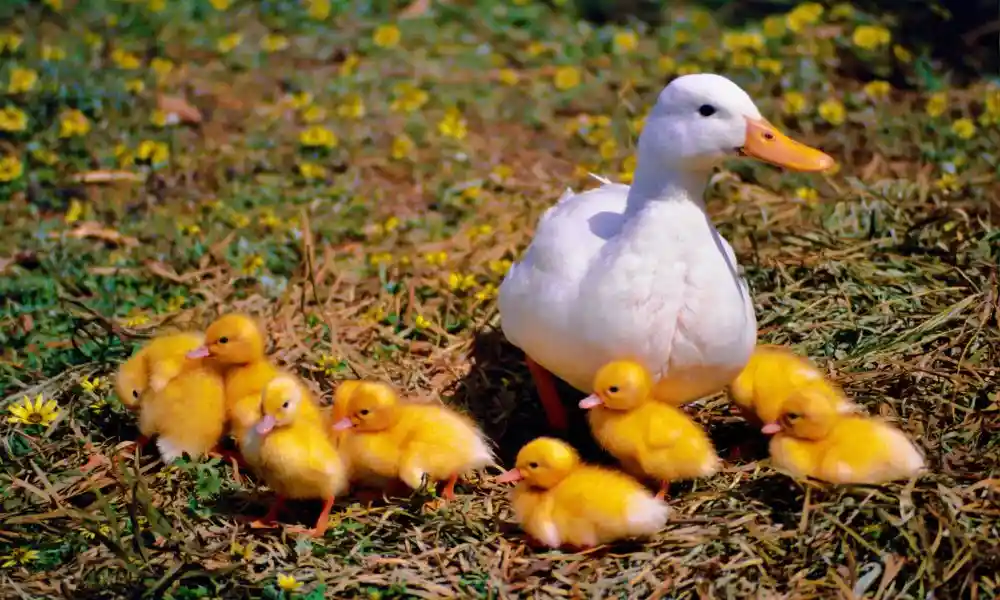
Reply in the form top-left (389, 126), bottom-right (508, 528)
top-left (59, 109), bottom-right (91, 138)
top-left (115, 143), bottom-right (135, 167)
top-left (276, 574), bottom-right (303, 592)
top-left (65, 199), bottom-right (84, 224)
top-left (689, 8), bottom-right (712, 30)
top-left (657, 56), bottom-right (676, 75)
top-left (390, 83), bottom-right (429, 113)
top-left (599, 138), bottom-right (617, 161)
top-left (985, 89), bottom-right (1000, 120)
top-left (299, 105), bottom-right (326, 124)
top-left (0, 155), bottom-right (24, 182)
top-left (30, 147), bottom-right (58, 165)
top-left (488, 259), bottom-right (512, 275)
top-left (261, 32), bottom-right (290, 53)
top-left (863, 80), bottom-right (891, 100)
top-left (124, 313), bottom-right (149, 327)
top-left (722, 31), bottom-right (764, 52)
top-left (315, 354), bottom-right (342, 376)
top-left (242, 254), bottom-right (265, 275)
top-left (8, 68), bottom-right (38, 94)
top-left (893, 44), bottom-right (913, 63)
top-left (80, 375), bottom-right (103, 394)
top-left (336, 94), bottom-right (366, 120)
top-left (300, 126), bottom-right (338, 148)
top-left (147, 0), bottom-right (166, 13)
top-left (526, 41), bottom-right (547, 57)
top-left (209, 0), bottom-right (232, 9)
top-left (795, 186), bottom-right (819, 205)
top-left (852, 25), bottom-right (891, 51)
top-left (475, 284), bottom-right (498, 302)
top-left (306, 0), bottom-right (331, 20)
top-left (731, 51), bottom-right (754, 69)
top-left (0, 34), bottom-right (21, 56)
top-left (150, 57), bottom-right (174, 80)
top-left (289, 91), bottom-right (313, 110)
top-left (619, 154), bottom-right (637, 183)
top-left (258, 208), bottom-right (282, 229)
top-left (438, 107), bottom-right (467, 141)
top-left (612, 30), bottom-right (639, 54)
top-left (553, 65), bottom-right (581, 91)
top-left (498, 68), bottom-right (519, 86)
top-left (818, 98), bottom-right (845, 125)
top-left (786, 2), bottom-right (824, 32)
top-left (424, 251), bottom-right (448, 266)
top-left (491, 164), bottom-right (513, 182)
top-left (951, 118), bottom-right (976, 140)
top-left (8, 394), bottom-right (59, 427)
top-left (137, 140), bottom-right (170, 164)
top-left (763, 15), bottom-right (786, 38)
top-left (934, 172), bottom-right (960, 193)
top-left (461, 185), bottom-right (482, 201)
top-left (182, 223), bottom-right (201, 235)
top-left (126, 79), bottom-right (146, 94)
top-left (44, 0), bottom-right (63, 10)
top-left (112, 48), bottom-right (141, 70)
top-left (471, 224), bottom-right (493, 237)
top-left (0, 106), bottom-right (28, 132)
top-left (447, 272), bottom-right (476, 292)
top-left (830, 3), bottom-right (854, 19)
top-left (217, 33), bottom-right (243, 54)
top-left (84, 31), bottom-right (103, 51)
top-left (298, 161), bottom-right (327, 180)
top-left (151, 109), bottom-right (180, 127)
top-left (373, 24), bottom-right (401, 49)
top-left (391, 134), bottom-right (415, 160)
top-left (1, 548), bottom-right (40, 568)
top-left (756, 58), bottom-right (783, 75)
top-left (339, 54), bottom-right (360, 77)
top-left (384, 216), bottom-right (400, 233)
top-left (676, 63), bottom-right (699, 75)
top-left (369, 252), bottom-right (392, 266)
top-left (674, 30), bottom-right (692, 46)
top-left (925, 92), bottom-right (947, 118)
top-left (414, 315), bottom-right (431, 329)
top-left (42, 44), bottom-right (66, 61)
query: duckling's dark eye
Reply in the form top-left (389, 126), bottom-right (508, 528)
top-left (282, 401), bottom-right (289, 409)
top-left (359, 409), bottom-right (370, 416)
top-left (218, 336), bottom-right (229, 344)
top-left (608, 386), bottom-right (620, 394)
top-left (132, 390), bottom-right (139, 398)
top-left (698, 104), bottom-right (716, 117)
top-left (528, 462), bottom-right (539, 469)
top-left (786, 412), bottom-right (801, 420)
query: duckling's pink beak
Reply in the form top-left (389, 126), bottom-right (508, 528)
top-left (255, 415), bottom-right (276, 436)
top-left (742, 117), bottom-right (835, 172)
top-left (578, 394), bottom-right (602, 410)
top-left (494, 468), bottom-right (523, 484)
top-left (186, 346), bottom-right (211, 359)
top-left (761, 422), bottom-right (782, 435)
top-left (331, 417), bottom-right (354, 431)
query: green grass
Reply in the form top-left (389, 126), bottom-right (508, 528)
top-left (2, 0), bottom-right (999, 597)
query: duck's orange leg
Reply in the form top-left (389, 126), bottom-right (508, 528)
top-left (655, 481), bottom-right (670, 501)
top-left (441, 474), bottom-right (459, 500)
top-left (309, 496), bottom-right (336, 538)
top-left (526, 356), bottom-right (568, 431)
top-left (249, 495), bottom-right (285, 529)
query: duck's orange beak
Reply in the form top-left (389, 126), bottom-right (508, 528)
top-left (761, 422), bottom-right (782, 435)
top-left (494, 468), bottom-right (523, 484)
top-left (255, 415), bottom-right (276, 436)
top-left (578, 394), bottom-right (602, 410)
top-left (331, 417), bottom-right (354, 431)
top-left (742, 117), bottom-right (835, 172)
top-left (186, 346), bottom-right (211, 359)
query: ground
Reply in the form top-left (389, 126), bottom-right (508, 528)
top-left (1, 1), bottom-right (999, 598)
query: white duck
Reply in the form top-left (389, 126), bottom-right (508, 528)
top-left (498, 73), bottom-right (834, 430)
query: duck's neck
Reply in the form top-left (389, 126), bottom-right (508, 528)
top-left (624, 160), bottom-right (711, 219)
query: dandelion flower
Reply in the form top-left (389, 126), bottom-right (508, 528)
top-left (300, 126), bottom-right (339, 149)
top-left (756, 58), bottom-right (783, 75)
top-left (448, 272), bottom-right (476, 292)
top-left (1, 548), bottom-right (40, 568)
top-left (0, 106), bottom-right (28, 132)
top-left (65, 199), bottom-right (84, 224)
top-left (217, 33), bottom-right (243, 54)
top-left (934, 172), bottom-right (960, 193)
top-left (852, 25), bottom-right (891, 50)
top-left (182, 223), bottom-right (201, 235)
top-left (488, 259), bottom-right (512, 275)
top-left (209, 0), bottom-right (231, 8)
top-left (8, 67), bottom-right (38, 94)
top-left (863, 80), bottom-right (891, 100)
top-left (30, 147), bottom-right (58, 166)
top-left (80, 375), bottom-right (103, 394)
top-left (336, 93), bottom-right (366, 120)
top-left (124, 313), bottom-right (150, 327)
top-left (315, 354), bottom-right (342, 376)
top-left (414, 315), bottom-right (431, 329)
top-left (306, 0), bottom-right (330, 20)
top-left (438, 107), bottom-right (467, 141)
top-left (301, 105), bottom-right (328, 124)
top-left (498, 68), bottom-right (519, 86)
top-left (150, 57), bottom-right (174, 80)
top-left (59, 109), bottom-right (91, 138)
top-left (951, 118), bottom-right (976, 140)
top-left (553, 65), bottom-right (581, 91)
top-left (147, 0), bottom-right (166, 12)
top-left (657, 56), bottom-right (676, 75)
top-left (8, 394), bottom-right (59, 427)
top-left (339, 54), bottom-right (360, 77)
top-left (390, 83), bottom-right (428, 113)
top-left (373, 24), bottom-right (401, 49)
top-left (111, 48), bottom-right (141, 70)
top-left (599, 138), bottom-right (617, 161)
top-left (731, 51), bottom-right (754, 69)
top-left (817, 98), bottom-right (845, 126)
top-left (125, 79), bottom-right (146, 94)
top-left (491, 164), bottom-right (513, 182)
top-left (475, 284), bottom-right (498, 302)
top-left (151, 109), bottom-right (180, 127)
top-left (298, 161), bottom-right (328, 180)
top-left (0, 155), bottom-right (23, 182)
top-left (786, 2), bottom-right (824, 32)
top-left (242, 254), bottom-right (265, 275)
top-left (612, 30), bottom-right (639, 54)
top-left (369, 252), bottom-right (392, 266)
top-left (424, 251), bottom-right (448, 266)
top-left (261, 32), bottom-right (290, 53)
top-left (276, 574), bottom-right (303, 592)
top-left (137, 140), bottom-right (170, 164)
top-left (925, 92), bottom-right (947, 118)
top-left (0, 32), bottom-right (23, 53)
top-left (722, 31), bottom-right (764, 52)
top-left (42, 44), bottom-right (66, 61)
top-left (763, 15), bottom-right (786, 38)
top-left (795, 187), bottom-right (819, 205)
top-left (391, 134), bottom-right (415, 160)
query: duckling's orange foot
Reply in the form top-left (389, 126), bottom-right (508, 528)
top-left (441, 474), bottom-right (459, 500)
top-left (247, 519), bottom-right (281, 530)
top-left (526, 356), bottom-right (568, 431)
top-left (654, 482), bottom-right (670, 501)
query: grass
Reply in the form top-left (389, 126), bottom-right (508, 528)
top-left (2, 0), bottom-right (999, 597)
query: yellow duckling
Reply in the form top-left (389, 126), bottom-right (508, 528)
top-left (332, 381), bottom-right (495, 499)
top-left (495, 437), bottom-right (669, 549)
top-left (765, 388), bottom-right (925, 484)
top-left (579, 360), bottom-right (720, 498)
top-left (250, 375), bottom-right (349, 537)
top-left (114, 332), bottom-right (226, 463)
top-left (729, 345), bottom-right (857, 430)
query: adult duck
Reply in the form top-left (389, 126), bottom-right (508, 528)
top-left (498, 73), bottom-right (834, 430)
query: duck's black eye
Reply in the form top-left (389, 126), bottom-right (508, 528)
top-left (132, 390), bottom-right (139, 398)
top-left (359, 409), bottom-right (370, 416)
top-left (698, 104), bottom-right (716, 117)
top-left (787, 412), bottom-right (801, 420)
top-left (528, 462), bottom-right (539, 469)
top-left (608, 386), bottom-right (620, 394)
top-left (218, 336), bottom-right (229, 344)
top-left (282, 401), bottom-right (289, 409)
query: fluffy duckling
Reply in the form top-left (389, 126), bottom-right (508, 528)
top-left (495, 437), bottom-right (668, 549)
top-left (579, 360), bottom-right (720, 498)
top-left (249, 375), bottom-right (349, 537)
top-left (332, 381), bottom-right (494, 499)
top-left (114, 332), bottom-right (226, 462)
top-left (765, 388), bottom-right (925, 484)
top-left (729, 345), bottom-right (857, 430)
